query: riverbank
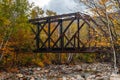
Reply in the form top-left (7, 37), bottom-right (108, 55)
top-left (0, 63), bottom-right (118, 80)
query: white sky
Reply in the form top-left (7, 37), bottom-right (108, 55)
top-left (28, 0), bottom-right (86, 14)
top-left (29, 0), bottom-right (51, 7)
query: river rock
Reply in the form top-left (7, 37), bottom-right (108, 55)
top-left (58, 77), bottom-right (63, 80)
top-left (44, 70), bottom-right (49, 73)
top-left (81, 72), bottom-right (91, 79)
top-left (110, 73), bottom-right (120, 80)
top-left (74, 65), bottom-right (82, 71)
top-left (16, 73), bottom-right (23, 78)
top-left (37, 67), bottom-right (41, 71)
top-left (62, 76), bottom-right (67, 80)
top-left (76, 75), bottom-right (84, 80)
top-left (30, 77), bottom-right (35, 80)
top-left (0, 63), bottom-right (117, 80)
top-left (71, 77), bottom-right (76, 80)
top-left (86, 75), bottom-right (96, 80)
top-left (103, 76), bottom-right (110, 80)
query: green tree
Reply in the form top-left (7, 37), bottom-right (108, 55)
top-left (30, 6), bottom-right (44, 18)
top-left (46, 10), bottom-right (57, 16)
top-left (0, 0), bottom-right (32, 61)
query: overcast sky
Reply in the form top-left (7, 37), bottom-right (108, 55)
top-left (29, 0), bottom-right (86, 14)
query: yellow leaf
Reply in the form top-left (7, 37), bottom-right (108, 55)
top-left (99, 0), bottom-right (108, 5)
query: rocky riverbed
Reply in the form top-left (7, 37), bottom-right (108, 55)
top-left (0, 63), bottom-right (119, 80)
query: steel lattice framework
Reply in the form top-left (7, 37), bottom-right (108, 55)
top-left (29, 12), bottom-right (111, 53)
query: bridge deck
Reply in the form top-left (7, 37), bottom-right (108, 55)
top-left (34, 47), bottom-right (111, 53)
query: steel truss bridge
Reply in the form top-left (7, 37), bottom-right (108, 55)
top-left (29, 12), bottom-right (115, 53)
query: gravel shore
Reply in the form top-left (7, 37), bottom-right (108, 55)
top-left (0, 63), bottom-right (119, 80)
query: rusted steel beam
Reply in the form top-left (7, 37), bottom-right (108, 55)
top-left (88, 16), bottom-right (108, 37)
top-left (77, 19), bottom-right (80, 48)
top-left (52, 18), bottom-right (76, 48)
top-left (34, 22), bottom-right (47, 39)
top-left (30, 26), bottom-right (36, 35)
top-left (64, 35), bottom-right (74, 47)
top-left (74, 36), bottom-right (76, 48)
top-left (75, 35), bottom-right (85, 48)
top-left (29, 12), bottom-right (90, 24)
top-left (36, 24), bottom-right (40, 49)
top-left (65, 22), bottom-right (85, 47)
top-left (48, 19), bottom-right (51, 48)
top-left (60, 20), bottom-right (64, 48)
top-left (40, 22), bottom-right (61, 48)
top-left (39, 38), bottom-right (46, 48)
top-left (29, 13), bottom-right (77, 22)
top-left (30, 17), bottom-right (76, 24)
top-left (33, 47), bottom-right (112, 53)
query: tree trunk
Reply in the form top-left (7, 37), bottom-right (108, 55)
top-left (66, 53), bottom-right (74, 64)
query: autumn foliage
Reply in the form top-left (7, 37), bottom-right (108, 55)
top-left (0, 0), bottom-right (120, 70)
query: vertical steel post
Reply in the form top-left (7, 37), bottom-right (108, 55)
top-left (48, 19), bottom-right (50, 49)
top-left (77, 19), bottom-right (80, 48)
top-left (74, 36), bottom-right (76, 48)
top-left (88, 26), bottom-right (91, 48)
top-left (60, 20), bottom-right (64, 48)
top-left (36, 23), bottom-right (40, 49)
